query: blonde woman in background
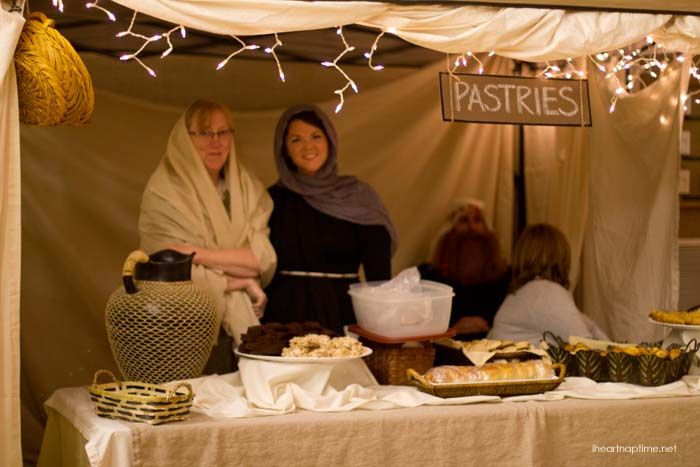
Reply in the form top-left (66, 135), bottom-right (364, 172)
top-left (139, 99), bottom-right (276, 372)
top-left (488, 223), bottom-right (607, 345)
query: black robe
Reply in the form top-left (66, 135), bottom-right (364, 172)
top-left (263, 185), bottom-right (391, 333)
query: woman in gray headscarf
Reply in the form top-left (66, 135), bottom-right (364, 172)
top-left (263, 104), bottom-right (396, 333)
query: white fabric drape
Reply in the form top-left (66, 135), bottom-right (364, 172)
top-left (0, 6), bottom-right (25, 467)
top-left (110, 1), bottom-right (700, 61)
top-left (438, 0), bottom-right (700, 14)
top-left (582, 64), bottom-right (686, 342)
top-left (524, 123), bottom-right (589, 286)
top-left (654, 15), bottom-right (700, 53)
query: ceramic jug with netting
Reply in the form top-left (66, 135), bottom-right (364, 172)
top-left (105, 249), bottom-right (217, 383)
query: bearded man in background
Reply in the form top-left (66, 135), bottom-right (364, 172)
top-left (420, 199), bottom-right (510, 338)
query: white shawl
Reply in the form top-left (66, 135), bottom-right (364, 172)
top-left (139, 113), bottom-right (276, 344)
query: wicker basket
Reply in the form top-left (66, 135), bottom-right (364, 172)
top-left (89, 370), bottom-right (194, 425)
top-left (407, 364), bottom-right (566, 398)
top-left (362, 340), bottom-right (436, 385)
top-left (542, 332), bottom-right (699, 386)
top-left (14, 11), bottom-right (94, 126)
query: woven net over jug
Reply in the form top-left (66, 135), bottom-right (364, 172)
top-left (106, 250), bottom-right (217, 384)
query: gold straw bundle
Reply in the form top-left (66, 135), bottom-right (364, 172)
top-left (14, 11), bottom-right (94, 126)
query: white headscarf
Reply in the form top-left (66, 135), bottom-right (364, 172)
top-left (139, 109), bottom-right (276, 344)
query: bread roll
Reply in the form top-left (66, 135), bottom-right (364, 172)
top-left (423, 360), bottom-right (554, 384)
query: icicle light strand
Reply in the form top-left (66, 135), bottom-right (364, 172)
top-left (86, 1), bottom-right (115, 21)
top-left (160, 25), bottom-right (187, 58)
top-left (264, 33), bottom-right (286, 82)
top-left (449, 51), bottom-right (486, 75)
top-left (364, 31), bottom-right (385, 71)
top-left (217, 35), bottom-right (260, 70)
top-left (117, 11), bottom-right (162, 76)
top-left (321, 26), bottom-right (358, 113)
top-left (586, 40), bottom-right (689, 114)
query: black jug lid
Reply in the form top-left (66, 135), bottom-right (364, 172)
top-left (134, 249), bottom-right (194, 282)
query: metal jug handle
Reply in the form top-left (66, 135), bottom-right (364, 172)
top-left (122, 250), bottom-right (149, 294)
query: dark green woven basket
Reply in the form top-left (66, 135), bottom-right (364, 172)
top-left (540, 333), bottom-right (699, 386)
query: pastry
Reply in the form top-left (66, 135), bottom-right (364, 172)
top-left (238, 321), bottom-right (337, 356)
top-left (281, 334), bottom-right (365, 358)
top-left (650, 309), bottom-right (688, 325)
top-left (422, 360), bottom-right (554, 384)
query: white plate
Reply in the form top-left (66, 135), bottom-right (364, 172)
top-left (648, 317), bottom-right (700, 331)
top-left (234, 347), bottom-right (372, 363)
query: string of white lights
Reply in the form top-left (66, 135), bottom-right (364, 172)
top-left (586, 37), bottom-right (692, 114)
top-left (467, 52), bottom-right (485, 75)
top-left (216, 35), bottom-right (260, 70)
top-left (364, 29), bottom-right (391, 71)
top-left (539, 58), bottom-right (586, 79)
top-left (117, 10), bottom-right (150, 41)
top-left (117, 11), bottom-right (163, 77)
top-left (445, 53), bottom-right (464, 110)
top-left (161, 25), bottom-right (187, 58)
top-left (264, 33), bottom-right (286, 82)
top-left (684, 57), bottom-right (700, 106)
top-left (321, 26), bottom-right (358, 113)
top-left (445, 51), bottom-right (496, 102)
top-left (445, 53), bottom-right (458, 83)
top-left (85, 0), bottom-right (115, 22)
top-left (52, 0), bottom-right (64, 13)
top-left (449, 51), bottom-right (493, 75)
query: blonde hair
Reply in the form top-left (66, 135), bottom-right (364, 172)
top-left (185, 99), bottom-right (235, 132)
top-left (510, 223), bottom-right (570, 292)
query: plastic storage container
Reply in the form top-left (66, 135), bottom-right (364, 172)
top-left (348, 280), bottom-right (454, 338)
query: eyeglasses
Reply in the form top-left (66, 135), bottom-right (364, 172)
top-left (188, 129), bottom-right (234, 141)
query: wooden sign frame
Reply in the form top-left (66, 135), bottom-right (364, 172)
top-left (439, 72), bottom-right (592, 127)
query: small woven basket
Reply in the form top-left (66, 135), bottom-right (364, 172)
top-left (14, 11), bottom-right (94, 126)
top-left (362, 340), bottom-right (436, 385)
top-left (89, 370), bottom-right (194, 425)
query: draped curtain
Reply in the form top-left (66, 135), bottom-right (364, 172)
top-left (0, 6), bottom-right (25, 467)
top-left (582, 63), bottom-right (687, 342)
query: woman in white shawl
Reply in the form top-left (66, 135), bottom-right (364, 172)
top-left (139, 99), bottom-right (276, 369)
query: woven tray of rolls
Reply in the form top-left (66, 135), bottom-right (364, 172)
top-left (407, 361), bottom-right (566, 398)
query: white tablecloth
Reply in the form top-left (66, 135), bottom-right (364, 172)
top-left (38, 361), bottom-right (700, 467)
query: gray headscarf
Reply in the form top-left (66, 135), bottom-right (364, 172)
top-left (273, 104), bottom-right (397, 253)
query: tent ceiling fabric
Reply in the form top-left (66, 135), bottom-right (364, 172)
top-left (96, 1), bottom-right (700, 60)
top-left (31, 1), bottom-right (700, 66)
top-left (341, 0), bottom-right (700, 15)
top-left (33, 1), bottom-right (443, 67)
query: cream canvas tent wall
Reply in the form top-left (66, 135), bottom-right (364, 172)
top-left (3, 1), bottom-right (700, 465)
